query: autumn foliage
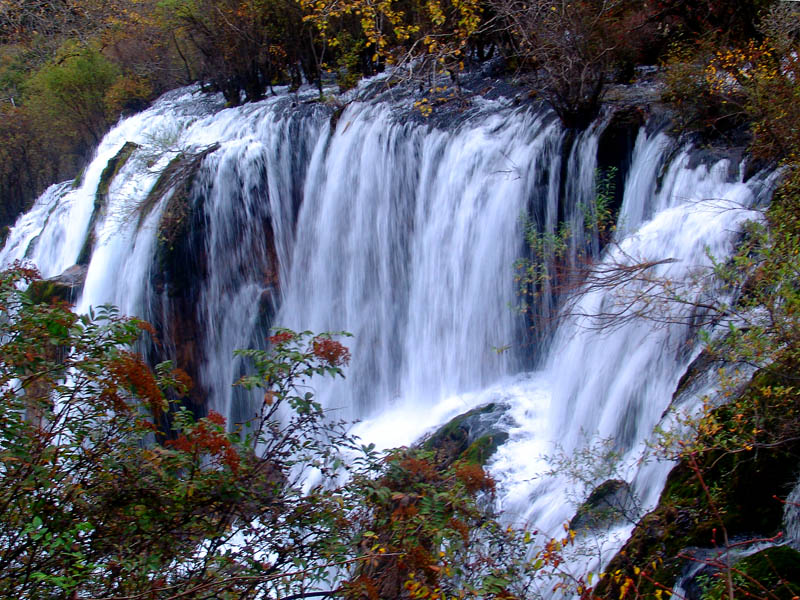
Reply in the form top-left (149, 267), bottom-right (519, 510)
top-left (165, 410), bottom-right (241, 473)
top-left (2, 266), bottom-right (558, 599)
top-left (0, 265), bottom-right (363, 598)
top-left (1, 0), bottom-right (795, 236)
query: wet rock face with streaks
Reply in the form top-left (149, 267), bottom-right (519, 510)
top-left (569, 479), bottom-right (635, 532)
top-left (144, 148), bottom-right (214, 415)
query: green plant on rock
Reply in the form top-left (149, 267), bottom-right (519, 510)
top-left (588, 166), bottom-right (617, 246)
top-left (514, 166), bottom-right (618, 326)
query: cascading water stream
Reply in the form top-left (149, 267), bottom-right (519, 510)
top-left (670, 474), bottom-right (800, 598)
top-left (278, 103), bottom-right (575, 430)
top-left (0, 82), bottom-right (776, 584)
top-left (491, 133), bottom-right (774, 580)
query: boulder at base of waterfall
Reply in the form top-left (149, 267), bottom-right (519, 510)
top-left (27, 264), bottom-right (87, 304)
top-left (569, 479), bottom-right (636, 531)
top-left (423, 402), bottom-right (511, 467)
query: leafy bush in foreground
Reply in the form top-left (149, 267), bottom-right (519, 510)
top-left (0, 264), bottom-right (557, 600)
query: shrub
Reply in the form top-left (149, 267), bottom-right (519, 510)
top-left (104, 74), bottom-right (153, 116)
top-left (490, 0), bottom-right (643, 128)
top-left (0, 266), bottom-right (549, 599)
top-left (0, 265), bottom-right (360, 598)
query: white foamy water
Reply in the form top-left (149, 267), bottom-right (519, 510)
top-left (1, 85), bottom-right (775, 587)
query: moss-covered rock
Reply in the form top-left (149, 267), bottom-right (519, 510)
top-left (77, 141), bottom-right (139, 265)
top-left (27, 280), bottom-right (72, 304)
top-left (596, 440), bottom-right (800, 599)
top-left (96, 142), bottom-right (139, 206)
top-left (72, 167), bottom-right (85, 189)
top-left (570, 479), bottom-right (635, 532)
top-left (423, 403), bottom-right (510, 467)
top-left (595, 355), bottom-right (800, 598)
top-left (136, 154), bottom-right (184, 228)
top-left (26, 264), bottom-right (87, 304)
top-left (732, 546), bottom-right (800, 600)
top-left (687, 546), bottom-right (800, 600)
top-left (460, 432), bottom-right (510, 466)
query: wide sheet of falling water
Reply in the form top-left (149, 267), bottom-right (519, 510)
top-left (351, 130), bottom-right (774, 586)
top-left (0, 84), bottom-right (776, 588)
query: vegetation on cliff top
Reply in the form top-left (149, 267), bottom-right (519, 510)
top-left (0, 0), bottom-right (793, 232)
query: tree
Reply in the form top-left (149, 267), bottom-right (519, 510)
top-left (158, 0), bottom-right (323, 103)
top-left (23, 43), bottom-right (119, 146)
top-left (490, 0), bottom-right (635, 128)
top-left (646, 0), bottom-right (773, 46)
top-left (300, 0), bottom-right (485, 87)
top-left (0, 104), bottom-right (58, 234)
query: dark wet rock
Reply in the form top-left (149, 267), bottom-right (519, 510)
top-left (423, 402), bottom-right (511, 466)
top-left (570, 479), bottom-right (636, 531)
top-left (597, 106), bottom-right (646, 218)
top-left (662, 348), bottom-right (720, 420)
top-left (330, 103), bottom-right (347, 131)
top-left (686, 145), bottom-right (748, 180)
top-left (145, 148), bottom-right (218, 417)
top-left (143, 141), bottom-right (283, 422)
top-left (139, 144), bottom-right (219, 235)
top-left (27, 264), bottom-right (87, 304)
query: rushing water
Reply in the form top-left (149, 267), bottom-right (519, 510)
top-left (0, 83), bottom-right (776, 578)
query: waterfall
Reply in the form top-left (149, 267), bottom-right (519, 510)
top-left (784, 478), bottom-right (800, 549)
top-left (0, 82), bottom-right (776, 577)
top-left (278, 102), bottom-right (571, 428)
top-left (491, 134), bottom-right (772, 576)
